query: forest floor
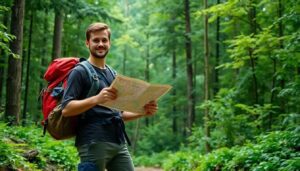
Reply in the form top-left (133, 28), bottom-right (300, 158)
top-left (135, 167), bottom-right (163, 171)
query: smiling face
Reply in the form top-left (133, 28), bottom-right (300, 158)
top-left (86, 29), bottom-right (111, 59)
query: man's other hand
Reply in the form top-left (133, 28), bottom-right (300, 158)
top-left (144, 101), bottom-right (158, 116)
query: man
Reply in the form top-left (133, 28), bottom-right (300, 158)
top-left (61, 22), bottom-right (158, 171)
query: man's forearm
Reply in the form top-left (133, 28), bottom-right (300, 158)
top-left (62, 96), bottom-right (98, 117)
top-left (122, 111), bottom-right (144, 121)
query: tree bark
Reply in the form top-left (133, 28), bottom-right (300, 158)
top-left (214, 0), bottom-right (221, 95)
top-left (203, 0), bottom-right (211, 153)
top-left (5, 0), bottom-right (25, 125)
top-left (269, 57), bottom-right (276, 129)
top-left (0, 11), bottom-right (10, 108)
top-left (278, 0), bottom-right (285, 113)
top-left (145, 33), bottom-right (150, 127)
top-left (39, 9), bottom-right (49, 101)
top-left (123, 0), bottom-right (129, 75)
top-left (172, 48), bottom-right (177, 133)
top-left (144, 0), bottom-right (150, 127)
top-left (52, 10), bottom-right (63, 60)
top-left (248, 0), bottom-right (258, 104)
top-left (22, 11), bottom-right (34, 125)
top-left (184, 0), bottom-right (195, 134)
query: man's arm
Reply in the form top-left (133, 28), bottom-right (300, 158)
top-left (62, 87), bottom-right (117, 117)
top-left (122, 101), bottom-right (158, 121)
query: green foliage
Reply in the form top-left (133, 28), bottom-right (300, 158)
top-left (0, 140), bottom-right (40, 171)
top-left (163, 150), bottom-right (200, 171)
top-left (0, 122), bottom-right (78, 170)
top-left (133, 151), bottom-right (171, 168)
top-left (134, 115), bottom-right (182, 155)
top-left (220, 29), bottom-right (281, 70)
top-left (2, 0), bottom-right (300, 169)
top-left (164, 130), bottom-right (300, 171)
top-left (0, 5), bottom-right (16, 57)
top-left (0, 123), bottom-right (40, 170)
top-left (196, 0), bottom-right (247, 23)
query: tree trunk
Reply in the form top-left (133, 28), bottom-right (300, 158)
top-left (5, 0), bottom-right (25, 125)
top-left (278, 0), bottom-right (285, 113)
top-left (52, 10), bottom-right (63, 60)
top-left (214, 0), bottom-right (221, 95)
top-left (203, 0), bottom-right (211, 153)
top-left (132, 118), bottom-right (140, 155)
top-left (0, 11), bottom-right (10, 108)
top-left (22, 11), bottom-right (34, 125)
top-left (123, 47), bottom-right (127, 74)
top-left (172, 48), bottom-right (177, 133)
top-left (144, 0), bottom-right (150, 127)
top-left (123, 0), bottom-right (129, 75)
top-left (249, 50), bottom-right (258, 104)
top-left (269, 57), bottom-right (276, 129)
top-left (248, 0), bottom-right (258, 104)
top-left (145, 33), bottom-right (150, 127)
top-left (0, 50), bottom-right (5, 110)
top-left (75, 20), bottom-right (82, 57)
top-left (38, 9), bottom-right (50, 121)
top-left (184, 0), bottom-right (195, 134)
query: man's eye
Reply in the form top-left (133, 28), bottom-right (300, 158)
top-left (93, 39), bottom-right (99, 43)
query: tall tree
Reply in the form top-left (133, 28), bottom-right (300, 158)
top-left (277, 0), bottom-right (285, 113)
top-left (172, 47), bottom-right (178, 133)
top-left (184, 0), bottom-right (195, 133)
top-left (52, 9), bottom-right (63, 60)
top-left (144, 0), bottom-right (150, 127)
top-left (5, 0), bottom-right (25, 125)
top-left (214, 0), bottom-right (221, 95)
top-left (22, 10), bottom-right (33, 125)
top-left (248, 0), bottom-right (259, 104)
top-left (123, 0), bottom-right (129, 75)
top-left (0, 10), bottom-right (10, 107)
top-left (203, 0), bottom-right (211, 153)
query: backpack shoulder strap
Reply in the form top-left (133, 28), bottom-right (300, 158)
top-left (105, 64), bottom-right (117, 78)
top-left (79, 60), bottom-right (100, 97)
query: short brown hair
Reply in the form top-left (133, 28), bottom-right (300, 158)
top-left (86, 22), bottom-right (111, 40)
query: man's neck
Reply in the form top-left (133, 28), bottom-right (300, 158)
top-left (88, 56), bottom-right (106, 69)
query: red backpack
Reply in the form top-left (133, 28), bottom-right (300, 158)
top-left (40, 57), bottom-right (101, 140)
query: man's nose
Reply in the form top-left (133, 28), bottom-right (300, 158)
top-left (98, 41), bottom-right (104, 47)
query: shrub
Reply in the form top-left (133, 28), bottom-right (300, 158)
top-left (0, 122), bottom-right (79, 170)
top-left (163, 130), bottom-right (299, 171)
top-left (134, 151), bottom-right (171, 168)
top-left (163, 150), bottom-right (201, 171)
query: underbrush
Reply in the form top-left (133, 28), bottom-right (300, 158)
top-left (163, 130), bottom-right (300, 171)
top-left (0, 122), bottom-right (78, 170)
top-left (133, 151), bottom-right (171, 168)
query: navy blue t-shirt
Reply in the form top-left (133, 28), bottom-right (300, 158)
top-left (61, 63), bottom-right (125, 147)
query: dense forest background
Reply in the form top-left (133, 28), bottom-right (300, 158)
top-left (0, 0), bottom-right (299, 170)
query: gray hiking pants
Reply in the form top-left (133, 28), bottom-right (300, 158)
top-left (77, 142), bottom-right (134, 171)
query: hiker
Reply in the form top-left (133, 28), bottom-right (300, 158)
top-left (61, 22), bottom-right (158, 171)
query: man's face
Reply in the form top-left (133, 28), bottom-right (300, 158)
top-left (86, 30), bottom-right (111, 59)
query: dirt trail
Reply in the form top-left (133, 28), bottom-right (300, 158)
top-left (135, 167), bottom-right (163, 171)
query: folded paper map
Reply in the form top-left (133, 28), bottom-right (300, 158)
top-left (99, 75), bottom-right (172, 114)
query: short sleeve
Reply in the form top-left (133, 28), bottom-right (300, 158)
top-left (61, 67), bottom-right (87, 109)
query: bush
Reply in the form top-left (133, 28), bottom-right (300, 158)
top-left (163, 130), bottom-right (300, 171)
top-left (133, 151), bottom-right (171, 168)
top-left (163, 150), bottom-right (201, 171)
top-left (0, 122), bottom-right (79, 170)
top-left (134, 115), bottom-right (182, 155)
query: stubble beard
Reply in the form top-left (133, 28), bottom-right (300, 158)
top-left (90, 47), bottom-right (109, 59)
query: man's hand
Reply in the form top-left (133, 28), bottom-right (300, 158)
top-left (96, 87), bottom-right (118, 104)
top-left (62, 87), bottom-right (117, 117)
top-left (122, 101), bottom-right (158, 121)
top-left (144, 100), bottom-right (158, 116)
